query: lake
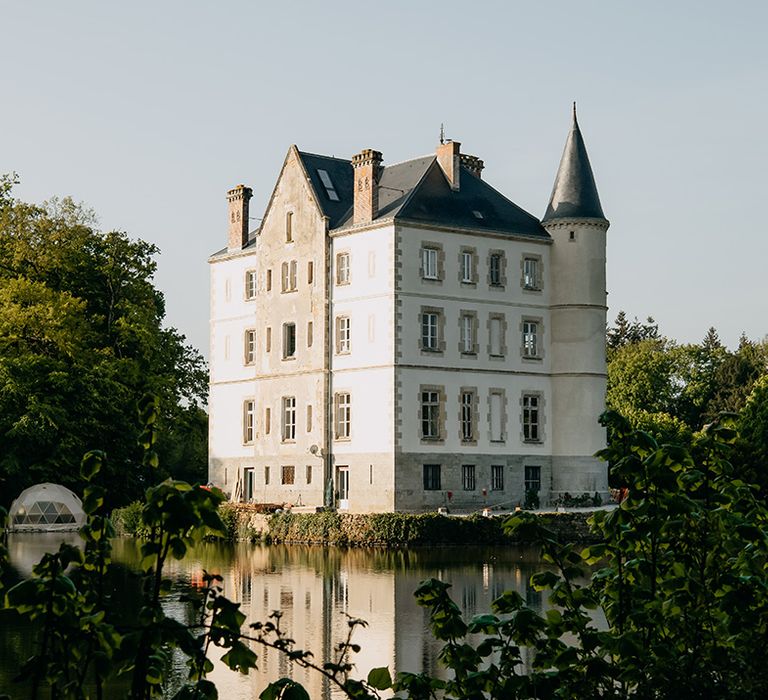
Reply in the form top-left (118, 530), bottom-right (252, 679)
top-left (2, 534), bottom-right (552, 698)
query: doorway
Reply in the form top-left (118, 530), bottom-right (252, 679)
top-left (336, 466), bottom-right (349, 510)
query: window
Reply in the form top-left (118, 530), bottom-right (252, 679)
top-left (421, 390), bottom-right (440, 439)
top-left (490, 391), bottom-right (504, 442)
top-left (266, 327), bottom-right (272, 353)
top-left (525, 465), bottom-right (541, 493)
top-left (281, 465), bottom-right (295, 485)
top-left (335, 392), bottom-right (351, 439)
top-left (523, 394), bottom-right (540, 442)
top-left (246, 270), bottom-right (258, 299)
top-left (460, 391), bottom-right (474, 441)
top-left (282, 397), bottom-right (296, 441)
top-left (523, 257), bottom-right (540, 290)
top-left (461, 251), bottom-right (473, 283)
top-left (336, 252), bottom-right (350, 285)
top-left (266, 269), bottom-right (272, 292)
top-left (307, 321), bottom-right (313, 347)
top-left (489, 253), bottom-right (503, 286)
top-left (462, 464), bottom-right (476, 491)
top-left (421, 312), bottom-right (439, 351)
top-left (282, 260), bottom-right (297, 292)
top-left (336, 316), bottom-right (351, 354)
top-left (285, 212), bottom-right (293, 242)
top-left (460, 314), bottom-right (475, 354)
top-left (264, 466), bottom-right (270, 485)
top-left (490, 316), bottom-right (504, 357)
top-left (244, 329), bottom-right (256, 365)
top-left (523, 321), bottom-right (538, 358)
top-left (317, 169), bottom-right (340, 201)
top-left (307, 260), bottom-right (314, 285)
top-left (243, 400), bottom-right (255, 444)
top-left (421, 247), bottom-right (438, 280)
top-left (306, 465), bottom-right (312, 484)
top-left (282, 323), bottom-right (296, 359)
top-left (423, 464), bottom-right (441, 491)
top-left (491, 465), bottom-right (504, 491)
top-left (265, 407), bottom-right (271, 435)
top-left (306, 404), bottom-right (312, 432)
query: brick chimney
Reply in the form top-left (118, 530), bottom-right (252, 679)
top-left (436, 140), bottom-right (461, 191)
top-left (460, 153), bottom-right (485, 179)
top-left (351, 148), bottom-right (382, 224)
top-left (227, 184), bottom-right (252, 251)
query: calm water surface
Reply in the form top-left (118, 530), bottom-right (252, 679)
top-left (2, 534), bottom-right (552, 698)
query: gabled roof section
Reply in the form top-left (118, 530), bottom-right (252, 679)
top-left (297, 151), bottom-right (354, 229)
top-left (543, 106), bottom-right (605, 222)
top-left (333, 154), bottom-right (547, 238)
top-left (398, 161), bottom-right (547, 238)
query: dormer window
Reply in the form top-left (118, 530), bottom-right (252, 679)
top-left (317, 169), bottom-right (340, 202)
top-left (472, 210), bottom-right (484, 220)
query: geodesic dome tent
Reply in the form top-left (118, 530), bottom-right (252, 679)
top-left (8, 483), bottom-right (86, 532)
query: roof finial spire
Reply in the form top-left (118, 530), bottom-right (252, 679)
top-left (572, 101), bottom-right (577, 124)
top-left (439, 123), bottom-right (445, 145)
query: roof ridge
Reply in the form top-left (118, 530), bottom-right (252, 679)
top-left (297, 149), bottom-right (351, 163)
top-left (382, 153), bottom-right (435, 169)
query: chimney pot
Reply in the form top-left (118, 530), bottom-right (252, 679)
top-left (460, 153), bottom-right (485, 179)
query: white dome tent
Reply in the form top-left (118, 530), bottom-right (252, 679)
top-left (8, 483), bottom-right (86, 532)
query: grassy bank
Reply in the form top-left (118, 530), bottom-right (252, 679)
top-left (112, 502), bottom-right (601, 546)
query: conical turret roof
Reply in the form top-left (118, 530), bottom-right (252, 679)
top-left (542, 105), bottom-right (605, 222)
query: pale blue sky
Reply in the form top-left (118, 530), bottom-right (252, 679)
top-left (2, 1), bottom-right (766, 355)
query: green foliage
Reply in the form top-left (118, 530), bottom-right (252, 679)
top-left (111, 500), bottom-right (147, 536)
top-left (4, 406), bottom-right (768, 698)
top-left (522, 489), bottom-right (539, 510)
top-left (0, 193), bottom-right (208, 507)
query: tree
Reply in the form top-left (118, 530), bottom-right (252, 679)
top-left (0, 185), bottom-right (207, 506)
top-left (606, 310), bottom-right (659, 353)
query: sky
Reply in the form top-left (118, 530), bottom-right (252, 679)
top-left (2, 1), bottom-right (767, 356)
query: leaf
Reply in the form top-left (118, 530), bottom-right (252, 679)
top-left (367, 666), bottom-right (392, 690)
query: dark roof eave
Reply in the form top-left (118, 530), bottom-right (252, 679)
top-left (392, 217), bottom-right (552, 242)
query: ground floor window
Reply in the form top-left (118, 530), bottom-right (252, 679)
top-left (524, 465), bottom-right (541, 493)
top-left (244, 467), bottom-right (254, 501)
top-left (491, 465), bottom-right (504, 491)
top-left (281, 465), bottom-right (295, 485)
top-left (423, 464), bottom-right (441, 490)
top-left (462, 464), bottom-right (476, 491)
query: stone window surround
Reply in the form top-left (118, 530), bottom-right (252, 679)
top-left (487, 388), bottom-right (508, 444)
top-left (335, 315), bottom-right (351, 355)
top-left (245, 269), bottom-right (258, 299)
top-left (459, 246), bottom-right (479, 285)
top-left (264, 406), bottom-right (271, 435)
top-left (334, 391), bottom-right (351, 441)
top-left (336, 250), bottom-right (351, 286)
top-left (282, 322), bottom-right (296, 361)
top-left (281, 465), bottom-right (295, 485)
top-left (458, 309), bottom-right (479, 356)
top-left (419, 383), bottom-right (446, 444)
top-left (419, 241), bottom-right (445, 283)
top-left (458, 386), bottom-right (479, 445)
top-left (520, 315), bottom-right (545, 361)
top-left (520, 391), bottom-right (546, 444)
top-left (243, 399), bottom-right (255, 445)
top-left (487, 313), bottom-right (508, 359)
top-left (419, 305), bottom-right (446, 355)
top-left (521, 253), bottom-right (543, 292)
top-left (281, 260), bottom-right (298, 293)
top-left (487, 249), bottom-right (507, 289)
top-left (244, 328), bottom-right (257, 365)
top-left (285, 211), bottom-right (293, 243)
top-left (281, 396), bottom-right (296, 443)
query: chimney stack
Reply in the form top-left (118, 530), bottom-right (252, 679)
top-left (351, 148), bottom-right (383, 224)
top-left (460, 153), bottom-right (485, 179)
top-left (227, 184), bottom-right (253, 250)
top-left (436, 140), bottom-right (461, 191)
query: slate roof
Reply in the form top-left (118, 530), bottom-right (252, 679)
top-left (298, 149), bottom-right (547, 239)
top-left (542, 108), bottom-right (605, 222)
